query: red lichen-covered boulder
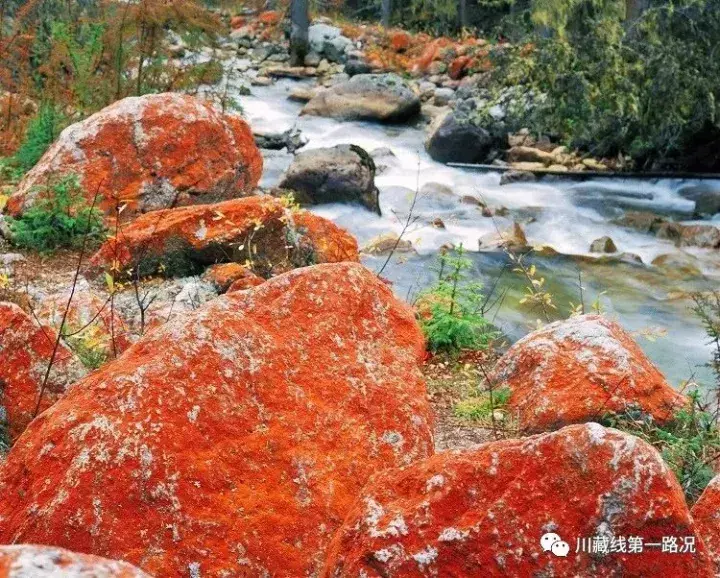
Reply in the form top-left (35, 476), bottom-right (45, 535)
top-left (323, 423), bottom-right (714, 577)
top-left (201, 262), bottom-right (255, 293)
top-left (37, 280), bottom-right (133, 358)
top-left (0, 302), bottom-right (87, 443)
top-left (389, 30), bottom-right (411, 52)
top-left (0, 262), bottom-right (434, 577)
top-left (8, 93), bottom-right (263, 218)
top-left (448, 55), bottom-right (472, 79)
top-left (227, 269), bottom-right (266, 293)
top-left (489, 314), bottom-right (687, 433)
top-left (691, 475), bottom-right (720, 573)
top-left (89, 196), bottom-right (359, 278)
top-left (258, 10), bottom-right (281, 24)
top-left (0, 545), bottom-right (150, 577)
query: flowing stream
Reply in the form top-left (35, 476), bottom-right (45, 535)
top-left (235, 76), bottom-right (719, 388)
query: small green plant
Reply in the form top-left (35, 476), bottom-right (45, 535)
top-left (8, 175), bottom-right (105, 252)
top-left (455, 386), bottom-right (512, 421)
top-left (419, 244), bottom-right (497, 353)
top-left (603, 394), bottom-right (720, 504)
top-left (14, 104), bottom-right (68, 173)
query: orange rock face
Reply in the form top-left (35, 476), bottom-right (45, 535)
top-left (323, 423), bottom-right (714, 577)
top-left (9, 93), bottom-right (262, 218)
top-left (490, 315), bottom-right (686, 432)
top-left (258, 10), bottom-right (281, 24)
top-left (0, 302), bottom-right (86, 443)
top-left (226, 270), bottom-right (266, 293)
top-left (89, 196), bottom-right (359, 279)
top-left (691, 475), bottom-right (720, 573)
top-left (0, 262), bottom-right (434, 577)
top-left (448, 55), bottom-right (472, 79)
top-left (389, 30), bottom-right (411, 52)
top-left (0, 545), bottom-right (150, 577)
top-left (202, 262), bottom-right (255, 293)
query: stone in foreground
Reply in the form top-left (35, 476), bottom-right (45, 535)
top-left (302, 74), bottom-right (420, 123)
top-left (691, 475), bottom-right (720, 573)
top-left (89, 196), bottom-right (359, 278)
top-left (490, 314), bottom-right (687, 433)
top-left (0, 262), bottom-right (434, 577)
top-left (9, 93), bottom-right (263, 218)
top-left (0, 545), bottom-right (150, 577)
top-left (322, 423), bottom-right (713, 577)
top-left (0, 302), bottom-right (87, 443)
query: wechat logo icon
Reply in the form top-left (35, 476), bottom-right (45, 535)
top-left (541, 532), bottom-right (570, 557)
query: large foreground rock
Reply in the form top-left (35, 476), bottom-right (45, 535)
top-left (89, 196), bottom-right (359, 278)
top-left (490, 315), bottom-right (687, 433)
top-left (8, 94), bottom-right (263, 218)
top-left (0, 302), bottom-right (87, 443)
top-left (425, 109), bottom-right (497, 164)
top-left (323, 423), bottom-right (714, 577)
top-left (0, 263), bottom-right (434, 577)
top-left (691, 475), bottom-right (720, 573)
top-left (0, 545), bottom-right (150, 577)
top-left (302, 74), bottom-right (420, 123)
top-left (278, 144), bottom-right (380, 213)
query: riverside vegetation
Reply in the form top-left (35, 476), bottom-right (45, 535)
top-left (1, 0), bottom-right (720, 576)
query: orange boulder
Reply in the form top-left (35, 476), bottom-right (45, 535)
top-left (0, 302), bottom-right (87, 443)
top-left (448, 55), bottom-right (472, 79)
top-left (230, 15), bottom-right (246, 29)
top-left (490, 315), bottom-right (686, 432)
top-left (202, 262), bottom-right (256, 293)
top-left (389, 30), bottom-right (411, 52)
top-left (0, 262), bottom-right (434, 577)
top-left (89, 196), bottom-right (359, 279)
top-left (323, 423), bottom-right (714, 577)
top-left (9, 93), bottom-right (262, 218)
top-left (258, 10), bottom-right (281, 25)
top-left (0, 545), bottom-right (150, 577)
top-left (227, 269), bottom-right (266, 292)
top-left (691, 475), bottom-right (720, 573)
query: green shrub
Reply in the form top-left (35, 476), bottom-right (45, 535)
top-left (14, 104), bottom-right (68, 173)
top-left (419, 245), bottom-right (498, 353)
top-left (8, 175), bottom-right (105, 252)
top-left (603, 396), bottom-right (720, 504)
top-left (455, 386), bottom-right (512, 420)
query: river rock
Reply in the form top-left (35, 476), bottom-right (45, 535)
top-left (344, 57), bottom-right (373, 76)
top-left (507, 145), bottom-right (555, 165)
top-left (8, 94), bottom-right (263, 219)
top-left (302, 73), bottom-right (421, 123)
top-left (362, 233), bottom-right (415, 256)
top-left (499, 169), bottom-right (536, 185)
top-left (89, 196), bottom-right (359, 278)
top-left (0, 302), bottom-right (87, 443)
top-left (322, 423), bottom-right (714, 577)
top-left (227, 269), bottom-right (265, 292)
top-left (490, 314), bottom-right (687, 433)
top-left (478, 222), bottom-right (528, 252)
top-left (425, 109), bottom-right (496, 164)
top-left (0, 262), bottom-right (434, 577)
top-left (589, 235), bottom-right (618, 253)
top-left (432, 87), bottom-right (455, 107)
top-left (677, 183), bottom-right (720, 216)
top-left (614, 210), bottom-right (667, 233)
top-left (253, 126), bottom-right (306, 153)
top-left (651, 252), bottom-right (703, 278)
top-left (288, 86), bottom-right (318, 102)
top-left (692, 475), bottom-right (720, 573)
top-left (0, 545), bottom-right (151, 577)
top-left (201, 262), bottom-right (255, 293)
top-left (278, 144), bottom-right (380, 213)
top-left (678, 224), bottom-right (720, 249)
top-left (308, 24), bottom-right (352, 63)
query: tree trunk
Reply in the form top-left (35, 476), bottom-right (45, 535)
top-left (458, 0), bottom-right (467, 31)
top-left (381, 0), bottom-right (391, 28)
top-left (289, 0), bottom-right (309, 67)
top-left (625, 0), bottom-right (650, 21)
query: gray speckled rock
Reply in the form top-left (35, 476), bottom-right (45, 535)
top-left (302, 74), bottom-right (420, 123)
top-left (279, 144), bottom-right (380, 213)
